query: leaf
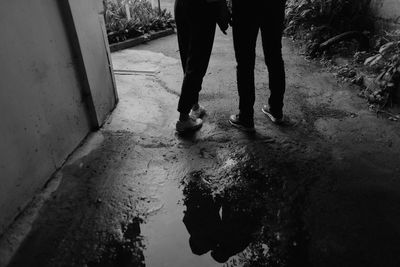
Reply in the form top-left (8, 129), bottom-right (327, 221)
top-left (364, 54), bottom-right (382, 66)
top-left (301, 9), bottom-right (313, 18)
top-left (379, 41), bottom-right (397, 55)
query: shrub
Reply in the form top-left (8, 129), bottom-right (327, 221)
top-left (285, 0), bottom-right (373, 52)
top-left (104, 0), bottom-right (175, 44)
top-left (286, 0), bottom-right (372, 33)
top-left (363, 30), bottom-right (400, 106)
top-left (285, 1), bottom-right (400, 109)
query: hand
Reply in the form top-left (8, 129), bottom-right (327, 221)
top-left (216, 1), bottom-right (231, 35)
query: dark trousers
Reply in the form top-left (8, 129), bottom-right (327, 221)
top-left (175, 0), bottom-right (217, 114)
top-left (232, 0), bottom-right (286, 121)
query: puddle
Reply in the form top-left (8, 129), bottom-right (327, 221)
top-left (87, 218), bottom-right (145, 267)
top-left (87, 144), bottom-right (311, 267)
top-left (141, 175), bottom-right (220, 267)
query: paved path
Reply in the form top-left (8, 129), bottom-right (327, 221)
top-left (4, 27), bottom-right (400, 267)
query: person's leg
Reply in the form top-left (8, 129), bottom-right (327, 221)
top-left (231, 0), bottom-right (259, 125)
top-left (260, 1), bottom-right (286, 119)
top-left (174, 0), bottom-right (189, 73)
top-left (176, 1), bottom-right (216, 116)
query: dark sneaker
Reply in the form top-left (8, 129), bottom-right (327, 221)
top-left (176, 117), bottom-right (203, 133)
top-left (229, 114), bottom-right (255, 132)
top-left (262, 105), bottom-right (283, 124)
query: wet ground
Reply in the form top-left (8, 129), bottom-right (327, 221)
top-left (2, 20), bottom-right (400, 267)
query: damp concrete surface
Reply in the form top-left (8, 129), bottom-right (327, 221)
top-left (2, 26), bottom-right (400, 267)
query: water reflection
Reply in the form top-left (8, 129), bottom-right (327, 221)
top-left (87, 218), bottom-right (145, 267)
top-left (182, 176), bottom-right (262, 264)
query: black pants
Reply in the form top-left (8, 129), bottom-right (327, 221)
top-left (232, 0), bottom-right (286, 121)
top-left (175, 0), bottom-right (217, 114)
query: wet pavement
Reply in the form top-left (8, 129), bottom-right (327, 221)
top-left (2, 24), bottom-right (400, 267)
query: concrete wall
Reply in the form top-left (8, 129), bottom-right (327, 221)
top-left (370, 0), bottom-right (400, 28)
top-left (0, 0), bottom-right (116, 235)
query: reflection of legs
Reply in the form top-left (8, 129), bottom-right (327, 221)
top-left (232, 8), bottom-right (258, 123)
top-left (183, 181), bottom-right (221, 255)
top-left (260, 2), bottom-right (286, 118)
top-left (211, 204), bottom-right (255, 263)
top-left (176, 2), bottom-right (216, 115)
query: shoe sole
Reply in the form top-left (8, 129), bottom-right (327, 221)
top-left (228, 119), bottom-right (255, 133)
top-left (261, 108), bottom-right (283, 124)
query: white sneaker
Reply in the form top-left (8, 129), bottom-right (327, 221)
top-left (261, 105), bottom-right (283, 124)
top-left (176, 117), bottom-right (203, 133)
top-left (189, 105), bottom-right (206, 118)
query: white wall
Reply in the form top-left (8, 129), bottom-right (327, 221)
top-left (69, 0), bottom-right (118, 124)
top-left (0, 0), bottom-right (116, 234)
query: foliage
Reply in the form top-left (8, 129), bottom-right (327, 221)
top-left (104, 0), bottom-right (175, 44)
top-left (363, 30), bottom-right (400, 107)
top-left (286, 0), bottom-right (371, 30)
top-left (285, 0), bottom-right (373, 54)
top-left (285, 1), bottom-right (400, 110)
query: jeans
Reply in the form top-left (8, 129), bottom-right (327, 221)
top-left (232, 0), bottom-right (286, 121)
top-left (175, 0), bottom-right (217, 114)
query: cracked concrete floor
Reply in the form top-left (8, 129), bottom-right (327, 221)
top-left (3, 29), bottom-right (400, 267)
